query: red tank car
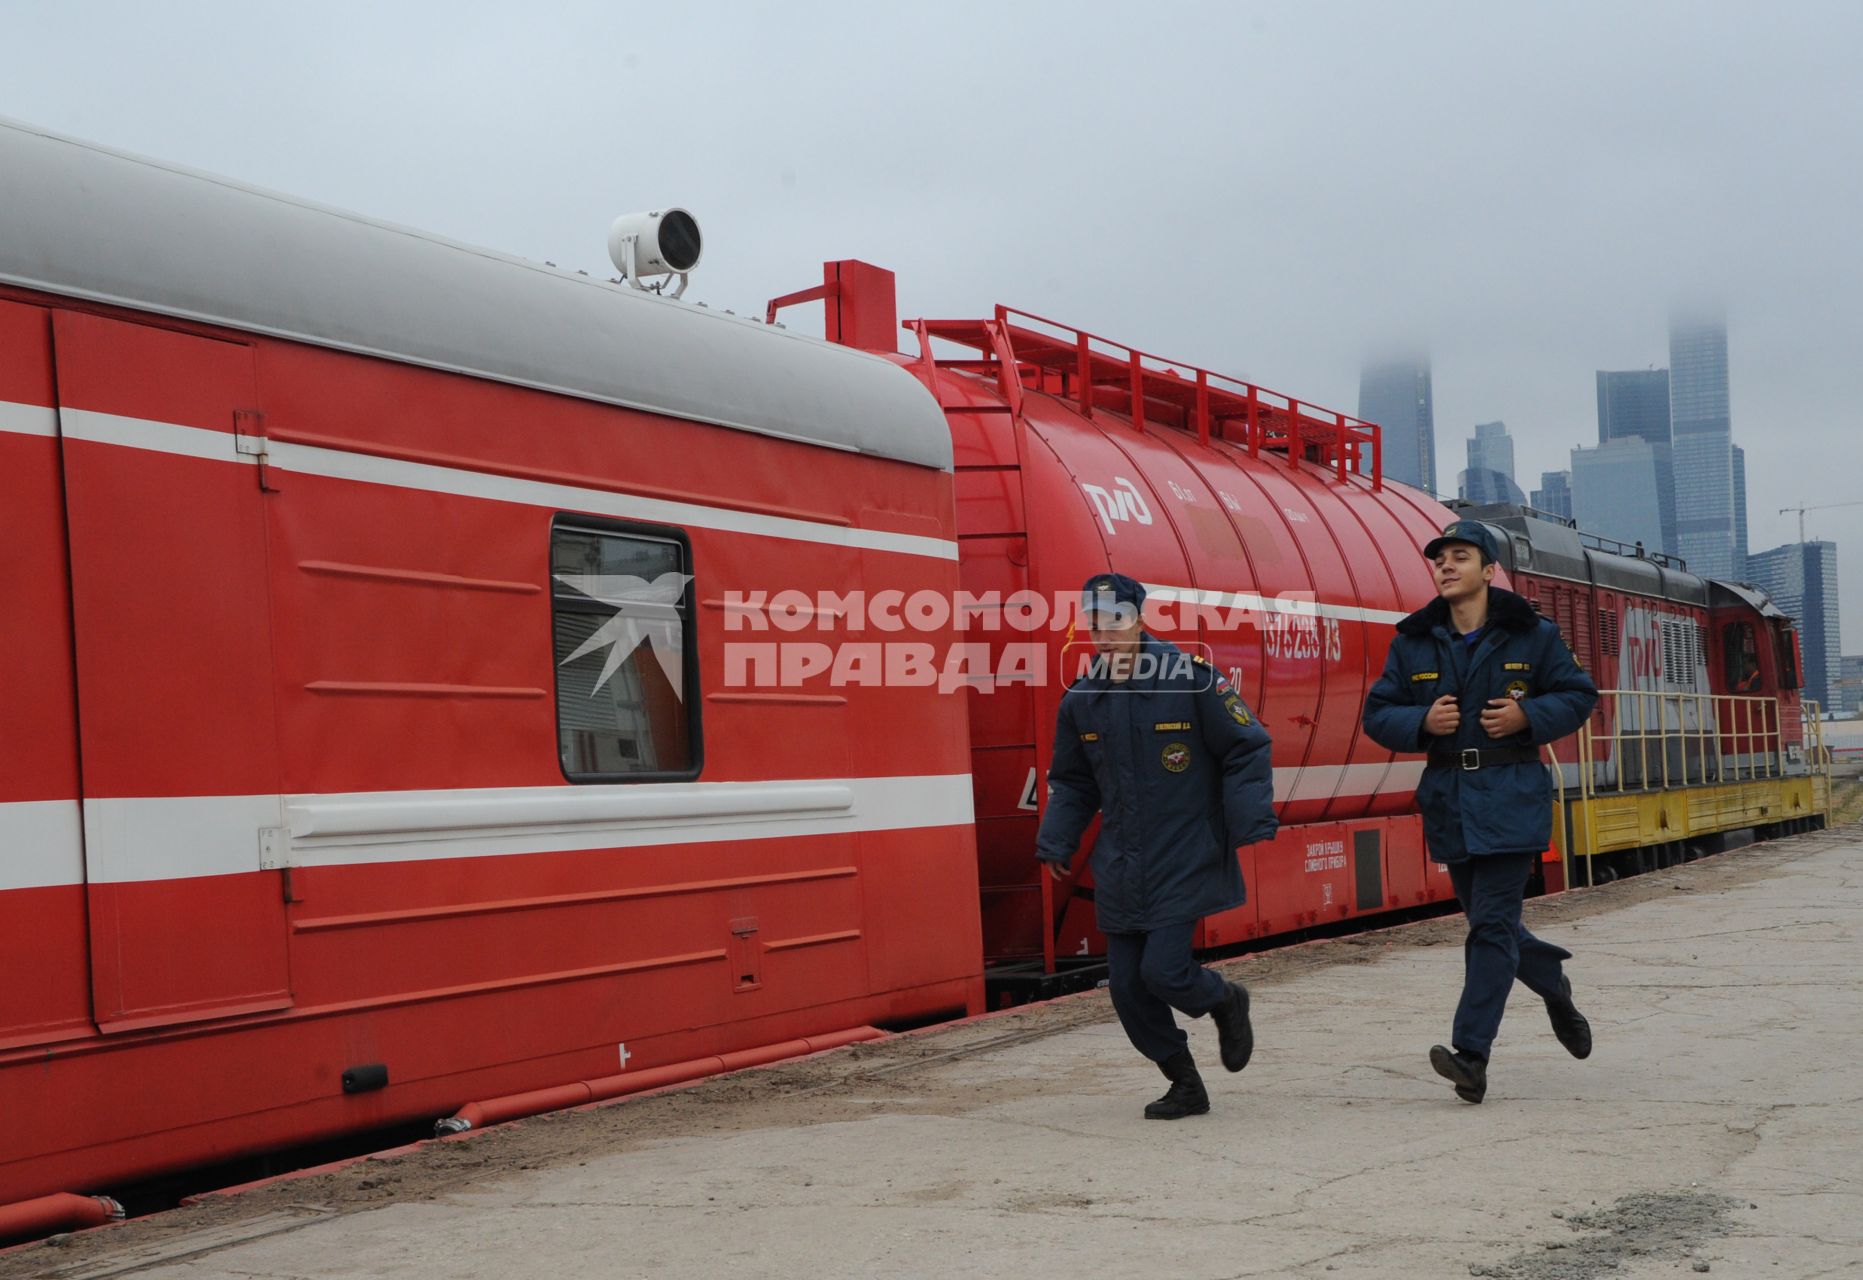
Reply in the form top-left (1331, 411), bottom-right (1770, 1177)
top-left (774, 266), bottom-right (1482, 981)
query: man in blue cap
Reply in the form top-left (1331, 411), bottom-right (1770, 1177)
top-left (1362, 519), bottom-right (1599, 1103)
top-left (1036, 572), bottom-right (1277, 1119)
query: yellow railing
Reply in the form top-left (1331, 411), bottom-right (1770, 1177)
top-left (1588, 689), bottom-right (1784, 790)
top-left (1803, 700), bottom-right (1835, 796)
top-left (1554, 690), bottom-right (1831, 880)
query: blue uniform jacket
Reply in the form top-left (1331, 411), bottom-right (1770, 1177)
top-left (1362, 587), bottom-right (1598, 862)
top-left (1035, 635), bottom-right (1277, 933)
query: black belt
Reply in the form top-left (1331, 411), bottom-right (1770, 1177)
top-left (1426, 745), bottom-right (1542, 771)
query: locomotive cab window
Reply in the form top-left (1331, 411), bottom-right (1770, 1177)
top-left (1723, 622), bottom-right (1760, 693)
top-left (1777, 628), bottom-right (1801, 690)
top-left (551, 521), bottom-right (699, 780)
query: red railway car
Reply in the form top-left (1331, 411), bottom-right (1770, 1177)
top-left (0, 119), bottom-right (1823, 1216)
top-left (0, 119), bottom-right (982, 1207)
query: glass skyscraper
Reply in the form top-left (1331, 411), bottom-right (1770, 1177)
top-left (1732, 444), bottom-right (1748, 573)
top-left (1596, 369), bottom-right (1671, 445)
top-left (1570, 438), bottom-right (1674, 555)
top-left (1358, 356), bottom-right (1436, 494)
top-left (1669, 312), bottom-right (1739, 579)
top-left (1458, 421), bottom-right (1523, 505)
top-left (1841, 654), bottom-right (1863, 717)
top-left (1745, 541), bottom-right (1842, 711)
top-left (1531, 470), bottom-right (1572, 521)
top-left (1467, 421), bottom-right (1514, 477)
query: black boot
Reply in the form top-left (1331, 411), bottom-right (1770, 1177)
top-left (1545, 975), bottom-right (1592, 1059)
top-left (1209, 981), bottom-right (1254, 1072)
top-left (1144, 1049), bottom-right (1210, 1119)
top-left (1429, 1044), bottom-right (1487, 1104)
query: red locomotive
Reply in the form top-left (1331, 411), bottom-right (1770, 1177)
top-left (0, 118), bottom-right (1823, 1217)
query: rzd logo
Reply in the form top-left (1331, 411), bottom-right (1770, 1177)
top-left (1081, 477), bottom-right (1153, 534)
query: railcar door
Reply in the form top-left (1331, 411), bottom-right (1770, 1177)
top-left (52, 311), bottom-right (291, 1032)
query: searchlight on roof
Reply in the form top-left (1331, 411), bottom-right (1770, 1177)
top-left (608, 208), bottom-right (702, 299)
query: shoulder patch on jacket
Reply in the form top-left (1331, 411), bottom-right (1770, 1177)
top-left (1410, 671), bottom-right (1441, 682)
top-left (1222, 691), bottom-right (1251, 725)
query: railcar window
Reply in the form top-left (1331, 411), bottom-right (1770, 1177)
top-left (550, 522), bottom-right (699, 780)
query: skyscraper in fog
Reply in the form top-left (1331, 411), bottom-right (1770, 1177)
top-left (1746, 541), bottom-right (1842, 711)
top-left (1358, 356), bottom-right (1435, 494)
top-left (1669, 311), bottom-right (1739, 578)
top-left (1596, 369), bottom-right (1671, 445)
top-left (1531, 470), bottom-right (1572, 521)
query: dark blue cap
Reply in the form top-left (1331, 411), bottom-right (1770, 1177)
top-left (1081, 572), bottom-right (1146, 624)
top-left (1423, 519), bottom-right (1501, 563)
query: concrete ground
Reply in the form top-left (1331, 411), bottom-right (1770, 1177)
top-left (17, 824), bottom-right (1861, 1280)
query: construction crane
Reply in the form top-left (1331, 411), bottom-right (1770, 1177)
top-left (1777, 499), bottom-right (1863, 543)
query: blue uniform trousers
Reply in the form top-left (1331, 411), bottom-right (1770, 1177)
top-left (1105, 921), bottom-right (1229, 1062)
top-left (1447, 852), bottom-right (1572, 1059)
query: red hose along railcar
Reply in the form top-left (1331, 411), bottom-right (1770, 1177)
top-left (0, 120), bottom-right (1818, 1212)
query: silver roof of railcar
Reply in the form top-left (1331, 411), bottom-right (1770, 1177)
top-left (0, 117), bottom-right (951, 470)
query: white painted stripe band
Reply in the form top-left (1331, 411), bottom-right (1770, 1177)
top-left (0, 775), bottom-right (979, 887)
top-left (20, 403), bottom-right (960, 562)
top-left (0, 400), bottom-right (57, 438)
top-left (0, 800), bottom-right (84, 891)
top-left (1144, 582), bottom-right (1409, 627)
top-left (1274, 760), bottom-right (1425, 804)
top-left (0, 763), bottom-right (1438, 890)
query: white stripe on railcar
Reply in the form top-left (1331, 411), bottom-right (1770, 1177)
top-left (15, 403), bottom-right (960, 561)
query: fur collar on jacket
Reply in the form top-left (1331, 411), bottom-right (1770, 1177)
top-left (1395, 585), bottom-right (1539, 638)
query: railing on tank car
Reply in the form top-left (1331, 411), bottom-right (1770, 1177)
top-left (907, 307), bottom-right (1382, 488)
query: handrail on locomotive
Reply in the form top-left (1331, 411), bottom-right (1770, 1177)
top-left (1555, 690), bottom-right (1833, 887)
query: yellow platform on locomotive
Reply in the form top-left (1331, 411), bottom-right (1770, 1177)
top-left (1565, 774), bottom-right (1826, 858)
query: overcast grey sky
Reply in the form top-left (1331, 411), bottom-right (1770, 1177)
top-left (7, 1), bottom-right (1861, 643)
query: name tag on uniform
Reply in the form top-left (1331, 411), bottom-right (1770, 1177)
top-left (1410, 671), bottom-right (1440, 682)
top-left (1154, 721), bottom-right (1191, 732)
top-left (1503, 662), bottom-right (1533, 672)
top-left (1079, 732), bottom-right (1100, 742)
